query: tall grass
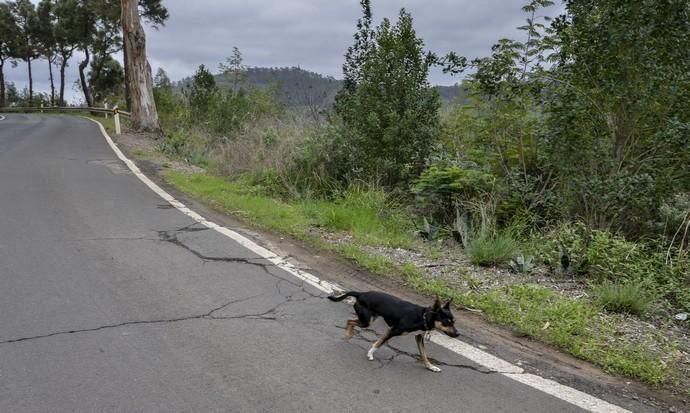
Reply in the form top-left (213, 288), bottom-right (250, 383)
top-left (467, 232), bottom-right (518, 266)
top-left (595, 281), bottom-right (654, 316)
top-left (300, 187), bottom-right (413, 247)
top-left (165, 171), bottom-right (414, 248)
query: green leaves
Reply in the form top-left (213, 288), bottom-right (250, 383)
top-left (334, 4), bottom-right (441, 187)
top-left (543, 0), bottom-right (690, 233)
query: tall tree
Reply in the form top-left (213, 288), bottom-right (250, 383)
top-left (74, 0), bottom-right (167, 107)
top-left (72, 0), bottom-right (120, 106)
top-left (121, 0), bottom-right (160, 132)
top-left (335, 3), bottom-right (441, 186)
top-left (10, 0), bottom-right (39, 102)
top-left (88, 54), bottom-right (123, 101)
top-left (219, 46), bottom-right (247, 92)
top-left (0, 2), bottom-right (19, 107)
top-left (334, 0), bottom-right (374, 113)
top-left (53, 0), bottom-right (82, 105)
top-left (89, 14), bottom-right (122, 104)
top-left (122, 0), bottom-right (168, 107)
top-left (36, 0), bottom-right (57, 105)
top-left (544, 0), bottom-right (690, 231)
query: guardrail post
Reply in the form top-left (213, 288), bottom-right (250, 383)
top-left (104, 102), bottom-right (109, 119)
top-left (113, 106), bottom-right (121, 135)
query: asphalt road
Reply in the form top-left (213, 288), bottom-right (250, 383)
top-left (0, 114), bottom-right (636, 412)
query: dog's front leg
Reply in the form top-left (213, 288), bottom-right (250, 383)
top-left (367, 328), bottom-right (393, 361)
top-left (415, 334), bottom-right (441, 372)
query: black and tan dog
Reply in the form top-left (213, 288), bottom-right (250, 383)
top-left (328, 291), bottom-right (459, 372)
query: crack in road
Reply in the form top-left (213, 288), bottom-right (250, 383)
top-left (0, 294), bottom-right (267, 345)
top-left (0, 266), bottom-right (326, 347)
top-left (0, 221), bottom-right (335, 346)
top-left (157, 225), bottom-right (329, 301)
top-left (157, 229), bottom-right (273, 271)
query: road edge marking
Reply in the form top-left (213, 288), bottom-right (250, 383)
top-left (0, 115), bottom-right (6, 121)
top-left (86, 117), bottom-right (632, 413)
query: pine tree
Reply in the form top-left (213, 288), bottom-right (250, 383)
top-left (334, 4), bottom-right (441, 186)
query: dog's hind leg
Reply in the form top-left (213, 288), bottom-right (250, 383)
top-left (344, 319), bottom-right (361, 338)
top-left (343, 302), bottom-right (372, 338)
top-left (415, 334), bottom-right (441, 372)
top-left (367, 328), bottom-right (393, 361)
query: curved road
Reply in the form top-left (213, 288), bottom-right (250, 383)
top-left (0, 114), bottom-right (647, 412)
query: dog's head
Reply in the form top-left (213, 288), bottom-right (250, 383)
top-left (431, 299), bottom-right (459, 338)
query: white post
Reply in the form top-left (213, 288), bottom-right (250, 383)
top-left (113, 105), bottom-right (121, 135)
top-left (104, 102), bottom-right (109, 119)
top-left (40, 103), bottom-right (44, 113)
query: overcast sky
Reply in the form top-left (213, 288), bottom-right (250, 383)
top-left (6, 0), bottom-right (564, 104)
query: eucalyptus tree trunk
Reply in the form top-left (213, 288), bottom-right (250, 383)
top-left (121, 0), bottom-right (160, 133)
top-left (0, 59), bottom-right (5, 107)
top-left (47, 55), bottom-right (55, 106)
top-left (78, 48), bottom-right (92, 107)
top-left (58, 49), bottom-right (72, 106)
top-left (58, 57), bottom-right (66, 105)
top-left (27, 56), bottom-right (33, 101)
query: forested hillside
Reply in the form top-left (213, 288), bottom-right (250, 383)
top-left (174, 66), bottom-right (466, 107)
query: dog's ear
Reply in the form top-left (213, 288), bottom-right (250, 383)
top-left (444, 299), bottom-right (452, 310)
top-left (432, 298), bottom-right (442, 312)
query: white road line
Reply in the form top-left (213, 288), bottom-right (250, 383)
top-left (87, 118), bottom-right (631, 413)
top-left (0, 115), bottom-right (6, 121)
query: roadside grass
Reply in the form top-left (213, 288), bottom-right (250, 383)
top-left (594, 281), bottom-right (654, 316)
top-left (163, 169), bottom-right (674, 386)
top-left (302, 189), bottom-right (413, 248)
top-left (166, 171), bottom-right (414, 248)
top-left (165, 172), bottom-right (312, 237)
top-left (467, 286), bottom-right (671, 385)
top-left (329, 240), bottom-right (672, 385)
top-left (467, 232), bottom-right (519, 266)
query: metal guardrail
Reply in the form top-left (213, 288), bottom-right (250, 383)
top-left (0, 105), bottom-right (131, 134)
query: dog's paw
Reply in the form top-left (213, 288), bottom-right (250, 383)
top-left (427, 365), bottom-right (442, 372)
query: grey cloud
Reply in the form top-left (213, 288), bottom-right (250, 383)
top-left (5, 0), bottom-right (565, 103)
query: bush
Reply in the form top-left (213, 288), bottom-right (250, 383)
top-left (595, 281), bottom-right (654, 316)
top-left (282, 120), bottom-right (358, 197)
top-left (334, 4), bottom-right (441, 187)
top-left (413, 162), bottom-right (495, 222)
top-left (467, 232), bottom-right (518, 266)
top-left (530, 223), bottom-right (690, 311)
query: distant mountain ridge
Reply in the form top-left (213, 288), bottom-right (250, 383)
top-left (176, 66), bottom-right (466, 107)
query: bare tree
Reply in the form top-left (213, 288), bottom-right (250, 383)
top-left (121, 0), bottom-right (160, 133)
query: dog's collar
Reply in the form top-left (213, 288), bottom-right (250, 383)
top-left (422, 308), bottom-right (431, 331)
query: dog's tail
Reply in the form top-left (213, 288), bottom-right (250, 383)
top-left (327, 291), bottom-right (361, 302)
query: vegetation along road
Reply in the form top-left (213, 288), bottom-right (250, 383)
top-left (0, 111), bottom-right (661, 412)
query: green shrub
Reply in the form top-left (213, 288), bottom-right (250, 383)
top-left (467, 232), bottom-right (518, 266)
top-left (158, 128), bottom-right (209, 166)
top-left (595, 281), bottom-right (654, 316)
top-left (413, 162), bottom-right (495, 222)
top-left (530, 223), bottom-right (690, 311)
top-left (334, 5), bottom-right (441, 187)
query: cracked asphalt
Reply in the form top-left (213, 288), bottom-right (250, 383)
top-left (0, 114), bottom-right (630, 412)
